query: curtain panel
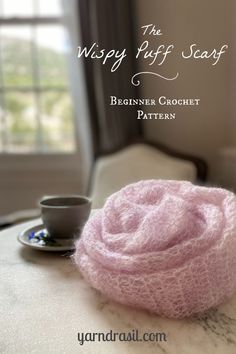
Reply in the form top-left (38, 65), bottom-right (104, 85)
top-left (78, 0), bottom-right (142, 156)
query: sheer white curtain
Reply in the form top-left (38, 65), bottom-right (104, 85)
top-left (61, 0), bottom-right (93, 192)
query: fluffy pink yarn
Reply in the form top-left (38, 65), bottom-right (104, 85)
top-left (74, 180), bottom-right (236, 318)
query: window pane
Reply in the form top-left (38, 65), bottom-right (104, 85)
top-left (2, 0), bottom-right (34, 17)
top-left (1, 26), bottom-right (33, 87)
top-left (5, 92), bottom-right (37, 152)
top-left (37, 26), bottom-right (69, 87)
top-left (38, 0), bottom-right (62, 16)
top-left (40, 91), bottom-right (75, 152)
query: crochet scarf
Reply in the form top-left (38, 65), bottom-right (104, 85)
top-left (74, 180), bottom-right (236, 318)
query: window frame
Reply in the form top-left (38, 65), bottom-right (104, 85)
top-left (0, 13), bottom-right (78, 154)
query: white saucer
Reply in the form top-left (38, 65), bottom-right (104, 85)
top-left (18, 224), bottom-right (76, 252)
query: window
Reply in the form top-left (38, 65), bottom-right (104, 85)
top-left (0, 0), bottom-right (76, 153)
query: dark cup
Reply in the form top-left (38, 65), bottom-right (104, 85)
top-left (39, 195), bottom-right (92, 239)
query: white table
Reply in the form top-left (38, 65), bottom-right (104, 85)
top-left (1, 219), bottom-right (236, 354)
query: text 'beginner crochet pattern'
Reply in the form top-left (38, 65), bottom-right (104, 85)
top-left (74, 180), bottom-right (236, 318)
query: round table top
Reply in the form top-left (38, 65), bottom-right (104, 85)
top-left (1, 219), bottom-right (236, 354)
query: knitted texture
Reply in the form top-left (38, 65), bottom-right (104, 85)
top-left (74, 180), bottom-right (236, 318)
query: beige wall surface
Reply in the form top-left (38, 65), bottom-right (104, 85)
top-left (0, 154), bottom-right (83, 215)
top-left (135, 0), bottom-right (234, 184)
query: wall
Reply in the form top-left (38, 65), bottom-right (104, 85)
top-left (0, 154), bottom-right (83, 215)
top-left (135, 0), bottom-right (233, 184)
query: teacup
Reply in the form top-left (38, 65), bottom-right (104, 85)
top-left (39, 195), bottom-right (92, 239)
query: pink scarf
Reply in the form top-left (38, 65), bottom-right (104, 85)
top-left (74, 180), bottom-right (236, 318)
